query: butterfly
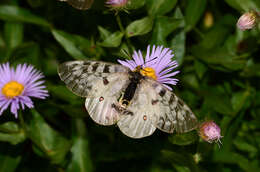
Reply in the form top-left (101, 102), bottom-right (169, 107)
top-left (58, 60), bottom-right (198, 138)
top-left (58, 0), bottom-right (93, 10)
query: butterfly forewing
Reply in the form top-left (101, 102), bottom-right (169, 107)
top-left (58, 60), bottom-right (130, 97)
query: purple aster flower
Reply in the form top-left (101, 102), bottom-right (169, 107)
top-left (118, 45), bottom-right (179, 90)
top-left (199, 121), bottom-right (223, 146)
top-left (0, 63), bottom-right (48, 118)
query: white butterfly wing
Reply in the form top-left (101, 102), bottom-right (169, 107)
top-left (117, 78), bottom-right (198, 138)
top-left (85, 72), bottom-right (130, 125)
top-left (58, 60), bottom-right (198, 138)
top-left (117, 80), bottom-right (159, 138)
top-left (58, 60), bottom-right (130, 97)
top-left (148, 79), bottom-right (198, 133)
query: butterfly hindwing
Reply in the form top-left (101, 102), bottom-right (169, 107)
top-left (117, 80), bottom-right (158, 138)
top-left (58, 60), bottom-right (130, 97)
top-left (150, 80), bottom-right (198, 133)
top-left (85, 72), bottom-right (130, 125)
top-left (117, 78), bottom-right (198, 138)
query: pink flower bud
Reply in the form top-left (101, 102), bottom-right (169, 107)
top-left (106, 0), bottom-right (128, 9)
top-left (237, 12), bottom-right (258, 30)
top-left (199, 121), bottom-right (223, 145)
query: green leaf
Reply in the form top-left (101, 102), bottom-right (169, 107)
top-left (185, 0), bottom-right (207, 31)
top-left (0, 132), bottom-right (26, 145)
top-left (231, 89), bottom-right (252, 114)
top-left (150, 167), bottom-right (172, 172)
top-left (0, 122), bottom-right (26, 145)
top-left (170, 31), bottom-right (186, 65)
top-left (169, 8), bottom-right (186, 65)
top-left (240, 61), bottom-right (260, 77)
top-left (213, 150), bottom-right (260, 172)
top-left (58, 104), bottom-right (87, 118)
top-left (192, 46), bottom-right (247, 71)
top-left (233, 139), bottom-right (258, 155)
top-left (182, 74), bottom-right (200, 90)
top-left (98, 31), bottom-right (124, 48)
top-left (161, 150), bottom-right (199, 172)
top-left (67, 119), bottom-right (93, 172)
top-left (199, 16), bottom-right (235, 50)
top-left (0, 5), bottom-right (50, 27)
top-left (11, 42), bottom-right (41, 67)
top-left (203, 87), bottom-right (234, 116)
top-left (0, 32), bottom-right (5, 48)
top-left (98, 26), bottom-right (111, 40)
top-left (225, 0), bottom-right (260, 11)
top-left (168, 131), bottom-right (198, 146)
top-left (127, 0), bottom-right (145, 9)
top-left (25, 109), bottom-right (71, 164)
top-left (174, 165), bottom-right (191, 172)
top-left (27, 0), bottom-right (44, 8)
top-left (194, 60), bottom-right (207, 79)
top-left (0, 122), bottom-right (19, 132)
top-left (51, 29), bottom-right (87, 60)
top-left (48, 84), bottom-right (81, 104)
top-left (126, 17), bottom-right (153, 37)
top-left (151, 16), bottom-right (183, 45)
top-left (0, 144), bottom-right (22, 172)
top-left (146, 0), bottom-right (177, 16)
top-left (4, 22), bottom-right (23, 50)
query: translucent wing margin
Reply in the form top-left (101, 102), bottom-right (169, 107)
top-left (58, 60), bottom-right (130, 97)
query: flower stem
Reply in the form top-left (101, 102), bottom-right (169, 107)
top-left (116, 14), bottom-right (133, 52)
top-left (116, 14), bottom-right (124, 33)
top-left (19, 110), bottom-right (25, 130)
top-left (194, 27), bottom-right (205, 39)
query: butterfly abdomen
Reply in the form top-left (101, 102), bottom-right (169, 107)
top-left (121, 71), bottom-right (144, 107)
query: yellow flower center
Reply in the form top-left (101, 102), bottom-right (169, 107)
top-left (2, 81), bottom-right (24, 98)
top-left (140, 67), bottom-right (157, 80)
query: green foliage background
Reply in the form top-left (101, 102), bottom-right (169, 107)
top-left (0, 0), bottom-right (260, 171)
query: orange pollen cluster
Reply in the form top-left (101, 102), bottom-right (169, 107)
top-left (140, 67), bottom-right (157, 80)
top-left (2, 81), bottom-right (24, 98)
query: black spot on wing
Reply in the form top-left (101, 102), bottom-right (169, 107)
top-left (178, 99), bottom-right (184, 106)
top-left (91, 63), bottom-right (99, 72)
top-left (123, 110), bottom-right (134, 116)
top-left (151, 99), bottom-right (159, 105)
top-left (159, 89), bottom-right (166, 97)
top-left (86, 85), bottom-right (92, 90)
top-left (157, 116), bottom-right (165, 129)
top-left (83, 61), bottom-right (91, 66)
top-left (103, 64), bottom-right (110, 73)
top-left (175, 106), bottom-right (179, 113)
top-left (169, 94), bottom-right (176, 104)
top-left (103, 77), bottom-right (109, 85)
